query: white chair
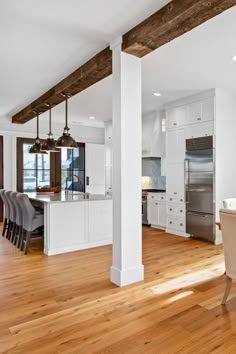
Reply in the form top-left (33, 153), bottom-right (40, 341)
top-left (223, 198), bottom-right (236, 209)
top-left (219, 208), bottom-right (236, 304)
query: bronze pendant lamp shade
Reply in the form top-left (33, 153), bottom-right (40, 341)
top-left (41, 104), bottom-right (59, 152)
top-left (29, 112), bottom-right (47, 154)
top-left (56, 93), bottom-right (77, 149)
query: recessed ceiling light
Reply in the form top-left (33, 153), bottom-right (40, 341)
top-left (232, 56), bottom-right (236, 61)
top-left (153, 92), bottom-right (161, 96)
top-left (89, 116), bottom-right (95, 120)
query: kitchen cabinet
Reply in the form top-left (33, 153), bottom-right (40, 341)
top-left (188, 98), bottom-right (214, 124)
top-left (86, 143), bottom-right (105, 194)
top-left (88, 200), bottom-right (112, 242)
top-left (185, 121), bottom-right (214, 140)
top-left (147, 193), bottom-right (166, 228)
top-left (166, 128), bottom-right (185, 163)
top-left (166, 106), bottom-right (187, 129)
top-left (105, 122), bottom-right (112, 144)
top-left (166, 163), bottom-right (184, 197)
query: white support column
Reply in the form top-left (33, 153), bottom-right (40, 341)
top-left (110, 37), bottom-right (144, 287)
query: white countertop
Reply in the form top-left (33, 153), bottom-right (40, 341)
top-left (27, 192), bottom-right (112, 204)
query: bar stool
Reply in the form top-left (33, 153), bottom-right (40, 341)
top-left (0, 189), bottom-right (9, 237)
top-left (18, 194), bottom-right (44, 254)
top-left (11, 192), bottom-right (23, 247)
top-left (5, 191), bottom-right (17, 241)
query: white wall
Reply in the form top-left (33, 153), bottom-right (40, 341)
top-left (215, 88), bottom-right (236, 243)
top-left (0, 116), bottom-right (104, 191)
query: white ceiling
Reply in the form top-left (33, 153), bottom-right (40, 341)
top-left (1, 2), bottom-right (236, 128)
top-left (0, 0), bottom-right (170, 123)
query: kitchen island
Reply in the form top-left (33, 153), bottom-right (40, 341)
top-left (27, 192), bottom-right (112, 256)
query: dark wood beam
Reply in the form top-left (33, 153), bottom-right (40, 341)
top-left (122, 0), bottom-right (236, 57)
top-left (12, 0), bottom-right (236, 123)
top-left (12, 47), bottom-right (112, 124)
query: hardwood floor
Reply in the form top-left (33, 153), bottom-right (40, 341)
top-left (0, 225), bottom-right (235, 353)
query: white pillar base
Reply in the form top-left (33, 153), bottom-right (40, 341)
top-left (110, 265), bottom-right (144, 287)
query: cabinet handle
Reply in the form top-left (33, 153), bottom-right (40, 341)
top-left (180, 223), bottom-right (183, 226)
top-left (155, 203), bottom-right (158, 205)
top-left (173, 123), bottom-right (177, 126)
top-left (174, 192), bottom-right (177, 195)
top-left (169, 208), bottom-right (172, 211)
top-left (169, 221), bottom-right (172, 225)
top-left (86, 176), bottom-right (90, 186)
top-left (161, 197), bottom-right (164, 200)
top-left (170, 198), bottom-right (173, 201)
top-left (180, 210), bottom-right (183, 213)
top-left (180, 199), bottom-right (183, 202)
top-left (197, 117), bottom-right (201, 121)
top-left (152, 196), bottom-right (154, 199)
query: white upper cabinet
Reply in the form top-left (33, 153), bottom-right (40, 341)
top-left (185, 121), bottom-right (214, 140)
top-left (142, 112), bottom-right (165, 157)
top-left (166, 106), bottom-right (187, 129)
top-left (188, 98), bottom-right (214, 124)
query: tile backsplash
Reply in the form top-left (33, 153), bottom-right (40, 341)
top-left (142, 158), bottom-right (166, 190)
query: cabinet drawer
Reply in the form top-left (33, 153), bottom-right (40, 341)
top-left (167, 216), bottom-right (185, 232)
top-left (167, 204), bottom-right (185, 216)
top-left (167, 194), bottom-right (184, 204)
top-left (148, 193), bottom-right (166, 201)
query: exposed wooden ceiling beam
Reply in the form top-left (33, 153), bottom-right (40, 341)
top-left (122, 0), bottom-right (236, 57)
top-left (12, 47), bottom-right (112, 124)
top-left (12, 0), bottom-right (236, 124)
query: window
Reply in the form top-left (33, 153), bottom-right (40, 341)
top-left (17, 138), bottom-right (85, 193)
top-left (61, 144), bottom-right (85, 192)
top-left (22, 142), bottom-right (50, 192)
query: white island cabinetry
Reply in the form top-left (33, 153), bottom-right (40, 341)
top-left (28, 193), bottom-right (112, 256)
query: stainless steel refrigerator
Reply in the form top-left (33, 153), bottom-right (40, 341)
top-left (185, 136), bottom-right (215, 243)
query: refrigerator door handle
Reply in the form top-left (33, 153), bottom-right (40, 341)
top-left (184, 158), bottom-right (190, 203)
top-left (187, 212), bottom-right (210, 218)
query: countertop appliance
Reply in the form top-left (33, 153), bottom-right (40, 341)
top-left (185, 136), bottom-right (215, 243)
top-left (142, 189), bottom-right (166, 225)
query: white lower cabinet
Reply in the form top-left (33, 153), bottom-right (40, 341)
top-left (167, 216), bottom-right (185, 233)
top-left (147, 193), bottom-right (166, 228)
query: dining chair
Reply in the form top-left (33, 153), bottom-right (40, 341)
top-left (219, 208), bottom-right (236, 304)
top-left (5, 191), bottom-right (17, 241)
top-left (11, 192), bottom-right (24, 247)
top-left (223, 198), bottom-right (236, 209)
top-left (0, 189), bottom-right (9, 237)
top-left (18, 193), bottom-right (44, 254)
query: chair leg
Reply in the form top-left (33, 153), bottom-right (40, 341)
top-left (24, 231), bottom-right (32, 255)
top-left (222, 276), bottom-right (232, 305)
top-left (2, 218), bottom-right (7, 237)
top-left (13, 225), bottom-right (19, 246)
top-left (6, 221), bottom-right (12, 240)
top-left (20, 229), bottom-right (25, 251)
top-left (10, 223), bottom-right (16, 243)
top-left (17, 226), bottom-right (23, 249)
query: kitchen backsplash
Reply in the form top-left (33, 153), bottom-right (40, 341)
top-left (142, 158), bottom-right (166, 190)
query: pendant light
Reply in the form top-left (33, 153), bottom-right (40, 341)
top-left (29, 112), bottom-right (47, 154)
top-left (41, 103), bottom-right (59, 152)
top-left (56, 93), bottom-right (77, 149)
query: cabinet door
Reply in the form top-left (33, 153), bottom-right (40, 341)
top-left (142, 118), bottom-right (152, 156)
top-left (202, 98), bottom-right (214, 122)
top-left (166, 128), bottom-right (185, 163)
top-left (148, 200), bottom-right (159, 225)
top-left (158, 202), bottom-right (166, 227)
top-left (86, 144), bottom-right (105, 194)
top-left (188, 101), bottom-right (202, 124)
top-left (185, 121), bottom-right (214, 139)
top-left (105, 124), bottom-right (112, 144)
top-left (88, 200), bottom-right (112, 242)
top-left (166, 163), bottom-right (184, 196)
top-left (166, 106), bottom-right (187, 129)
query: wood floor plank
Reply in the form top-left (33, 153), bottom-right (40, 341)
top-left (0, 224), bottom-right (234, 353)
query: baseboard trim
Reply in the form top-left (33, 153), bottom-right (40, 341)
top-left (44, 239), bottom-right (112, 256)
top-left (110, 264), bottom-right (144, 287)
top-left (166, 228), bottom-right (190, 238)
